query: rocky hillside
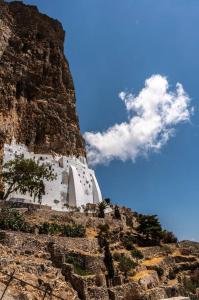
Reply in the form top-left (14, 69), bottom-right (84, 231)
top-left (0, 0), bottom-right (85, 159)
top-left (0, 203), bottom-right (197, 300)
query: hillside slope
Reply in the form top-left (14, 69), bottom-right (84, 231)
top-left (0, 205), bottom-right (197, 300)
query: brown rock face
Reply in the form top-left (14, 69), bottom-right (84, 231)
top-left (0, 1), bottom-right (86, 158)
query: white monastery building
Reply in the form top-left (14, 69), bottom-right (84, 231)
top-left (3, 139), bottom-right (102, 211)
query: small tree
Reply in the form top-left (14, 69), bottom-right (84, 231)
top-left (98, 200), bottom-right (108, 218)
top-left (137, 214), bottom-right (163, 244)
top-left (104, 198), bottom-right (111, 205)
top-left (103, 239), bottom-right (115, 281)
top-left (1, 155), bottom-right (56, 202)
top-left (114, 205), bottom-right (121, 220)
top-left (161, 230), bottom-right (178, 244)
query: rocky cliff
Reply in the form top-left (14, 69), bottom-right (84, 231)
top-left (0, 0), bottom-right (86, 159)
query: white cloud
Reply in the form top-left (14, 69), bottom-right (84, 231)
top-left (84, 75), bottom-right (192, 166)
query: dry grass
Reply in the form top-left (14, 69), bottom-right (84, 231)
top-left (171, 249), bottom-right (181, 256)
top-left (132, 270), bottom-right (154, 281)
top-left (167, 279), bottom-right (178, 286)
top-left (142, 256), bottom-right (164, 266)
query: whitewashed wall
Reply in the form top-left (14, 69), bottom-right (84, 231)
top-left (3, 140), bottom-right (102, 211)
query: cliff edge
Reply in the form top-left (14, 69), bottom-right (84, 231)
top-left (0, 1), bottom-right (86, 159)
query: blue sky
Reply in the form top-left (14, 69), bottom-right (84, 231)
top-left (12, 0), bottom-right (199, 241)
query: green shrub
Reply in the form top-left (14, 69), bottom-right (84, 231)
top-left (21, 222), bottom-right (35, 234)
top-left (122, 234), bottom-right (138, 249)
top-left (62, 224), bottom-right (85, 237)
top-left (98, 201), bottom-right (108, 218)
top-left (161, 230), bottom-right (178, 244)
top-left (119, 256), bottom-right (137, 278)
top-left (39, 222), bottom-right (50, 234)
top-left (98, 223), bottom-right (109, 234)
top-left (168, 270), bottom-right (176, 280)
top-left (39, 222), bottom-right (62, 235)
top-left (38, 223), bottom-right (85, 237)
top-left (152, 266), bottom-right (164, 277)
top-left (114, 205), bottom-right (121, 220)
top-left (49, 223), bottom-right (62, 234)
top-left (73, 264), bottom-right (91, 276)
top-left (123, 239), bottom-right (135, 251)
top-left (65, 253), bottom-right (91, 276)
top-left (0, 208), bottom-right (25, 231)
top-left (131, 248), bottom-right (144, 260)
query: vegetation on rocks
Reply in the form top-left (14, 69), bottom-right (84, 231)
top-left (131, 248), bottom-right (144, 260)
top-left (98, 200), bottom-right (108, 218)
top-left (39, 222), bottom-right (62, 235)
top-left (98, 223), bottom-right (110, 235)
top-left (62, 224), bottom-right (86, 237)
top-left (137, 214), bottom-right (163, 245)
top-left (114, 205), bottom-right (121, 220)
top-left (39, 223), bottom-right (86, 237)
top-left (0, 208), bottom-right (86, 237)
top-left (0, 208), bottom-right (25, 231)
top-left (150, 266), bottom-right (164, 277)
top-left (103, 239), bottom-right (115, 280)
top-left (118, 256), bottom-right (137, 278)
top-left (65, 253), bottom-right (92, 276)
top-left (122, 235), bottom-right (138, 250)
top-left (161, 230), bottom-right (178, 243)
